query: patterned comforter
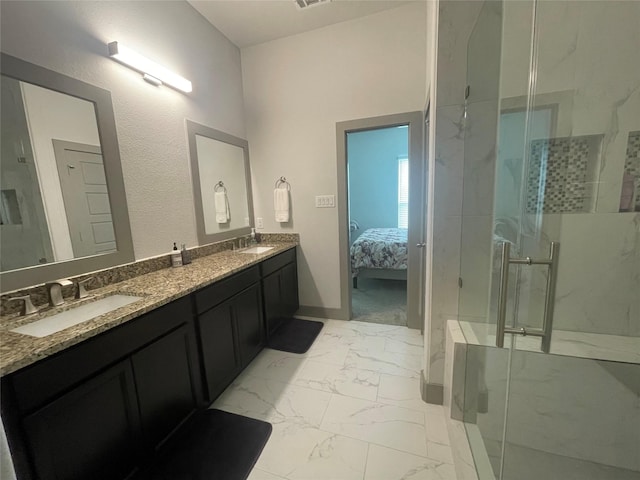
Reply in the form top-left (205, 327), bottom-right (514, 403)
top-left (350, 228), bottom-right (408, 274)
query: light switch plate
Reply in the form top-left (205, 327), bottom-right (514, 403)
top-left (315, 195), bottom-right (335, 208)
top-left (256, 217), bottom-right (264, 229)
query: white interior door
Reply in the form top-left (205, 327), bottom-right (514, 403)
top-left (53, 140), bottom-right (116, 258)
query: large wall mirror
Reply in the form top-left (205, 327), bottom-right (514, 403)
top-left (187, 120), bottom-right (254, 245)
top-left (0, 53), bottom-right (134, 292)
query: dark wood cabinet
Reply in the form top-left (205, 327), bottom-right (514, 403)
top-left (21, 360), bottom-right (141, 480)
top-left (198, 300), bottom-right (241, 401)
top-left (1, 297), bottom-right (200, 480)
top-left (2, 247), bottom-right (299, 480)
top-left (281, 261), bottom-right (299, 319)
top-left (261, 249), bottom-right (299, 338)
top-left (132, 323), bottom-right (201, 450)
top-left (262, 270), bottom-right (284, 337)
top-left (235, 283), bottom-right (264, 368)
top-left (195, 267), bottom-right (265, 402)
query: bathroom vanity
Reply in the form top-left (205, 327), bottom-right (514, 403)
top-left (0, 244), bottom-right (299, 480)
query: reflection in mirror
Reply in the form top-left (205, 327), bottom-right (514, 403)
top-left (196, 134), bottom-right (249, 234)
top-left (187, 120), bottom-right (254, 245)
top-left (1, 76), bottom-right (115, 272)
top-left (0, 53), bottom-right (133, 292)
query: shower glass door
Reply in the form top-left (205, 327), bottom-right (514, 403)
top-left (462, 0), bottom-right (640, 479)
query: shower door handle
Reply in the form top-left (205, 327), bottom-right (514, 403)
top-left (496, 241), bottom-right (560, 353)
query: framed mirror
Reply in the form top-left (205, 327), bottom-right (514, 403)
top-left (0, 53), bottom-right (134, 292)
top-left (187, 120), bottom-right (254, 245)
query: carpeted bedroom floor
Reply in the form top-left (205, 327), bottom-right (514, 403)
top-left (351, 278), bottom-right (407, 326)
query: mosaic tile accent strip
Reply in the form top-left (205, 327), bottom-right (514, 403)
top-left (526, 136), bottom-right (595, 214)
top-left (621, 131), bottom-right (640, 212)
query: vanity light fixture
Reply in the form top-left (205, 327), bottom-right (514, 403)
top-left (107, 41), bottom-right (192, 93)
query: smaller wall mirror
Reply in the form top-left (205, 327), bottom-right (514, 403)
top-left (187, 120), bottom-right (254, 245)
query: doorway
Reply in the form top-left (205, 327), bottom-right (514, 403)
top-left (336, 111), bottom-right (424, 329)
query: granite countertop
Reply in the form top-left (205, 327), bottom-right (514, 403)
top-left (0, 242), bottom-right (297, 377)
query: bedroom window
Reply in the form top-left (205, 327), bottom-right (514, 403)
top-left (398, 156), bottom-right (409, 228)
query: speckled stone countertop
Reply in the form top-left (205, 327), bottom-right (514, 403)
top-left (0, 242), bottom-right (297, 377)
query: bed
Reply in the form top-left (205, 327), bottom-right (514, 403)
top-left (350, 228), bottom-right (408, 288)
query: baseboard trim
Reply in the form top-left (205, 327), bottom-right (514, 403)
top-left (296, 305), bottom-right (347, 320)
top-left (421, 370), bottom-right (444, 405)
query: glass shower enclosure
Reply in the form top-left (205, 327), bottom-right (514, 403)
top-left (457, 1), bottom-right (640, 479)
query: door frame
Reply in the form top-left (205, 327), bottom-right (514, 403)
top-left (336, 111), bottom-right (424, 327)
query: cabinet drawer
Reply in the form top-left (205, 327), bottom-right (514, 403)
top-left (10, 296), bottom-right (192, 415)
top-left (194, 266), bottom-right (259, 315)
top-left (260, 248), bottom-right (296, 277)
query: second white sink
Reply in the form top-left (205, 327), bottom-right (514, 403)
top-left (10, 294), bottom-right (144, 338)
top-left (239, 246), bottom-right (274, 254)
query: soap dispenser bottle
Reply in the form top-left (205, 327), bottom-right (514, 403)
top-left (250, 228), bottom-right (257, 245)
top-left (171, 242), bottom-right (183, 267)
top-left (181, 243), bottom-right (192, 265)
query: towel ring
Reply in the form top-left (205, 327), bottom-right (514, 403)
top-left (214, 181), bottom-right (226, 193)
top-left (275, 176), bottom-right (291, 190)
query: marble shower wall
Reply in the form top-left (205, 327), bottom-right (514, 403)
top-left (501, 0), bottom-right (640, 214)
top-left (429, 0), bottom-right (502, 389)
top-left (518, 212), bottom-right (640, 336)
top-left (428, 0), bottom-right (483, 388)
top-left (479, 1), bottom-right (639, 338)
top-left (463, 344), bottom-right (640, 474)
top-left (431, 0), bottom-right (640, 388)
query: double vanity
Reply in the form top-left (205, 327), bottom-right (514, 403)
top-left (0, 32), bottom-right (296, 480)
top-left (1, 241), bottom-right (299, 480)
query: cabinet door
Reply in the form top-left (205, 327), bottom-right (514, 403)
top-left (198, 303), bottom-right (240, 401)
top-left (132, 324), bottom-right (200, 450)
top-left (281, 262), bottom-right (299, 318)
top-left (22, 360), bottom-right (141, 480)
top-left (262, 270), bottom-right (284, 338)
top-left (235, 284), bottom-right (264, 368)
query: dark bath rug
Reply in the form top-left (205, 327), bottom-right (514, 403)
top-left (267, 317), bottom-right (323, 354)
top-left (135, 409), bottom-right (272, 480)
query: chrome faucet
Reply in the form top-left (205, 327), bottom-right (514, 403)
top-left (46, 279), bottom-right (73, 307)
top-left (7, 295), bottom-right (38, 316)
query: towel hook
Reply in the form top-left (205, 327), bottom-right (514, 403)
top-left (275, 176), bottom-right (291, 190)
top-left (214, 181), bottom-right (226, 193)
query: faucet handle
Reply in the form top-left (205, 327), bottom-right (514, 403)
top-left (7, 295), bottom-right (38, 316)
top-left (75, 277), bottom-right (94, 299)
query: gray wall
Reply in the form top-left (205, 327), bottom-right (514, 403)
top-left (241, 3), bottom-right (427, 311)
top-left (0, 0), bottom-right (246, 260)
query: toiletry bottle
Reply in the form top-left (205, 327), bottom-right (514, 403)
top-left (181, 243), bottom-right (192, 265)
top-left (250, 228), bottom-right (257, 245)
top-left (171, 242), bottom-right (183, 267)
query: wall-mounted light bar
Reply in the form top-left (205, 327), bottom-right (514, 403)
top-left (107, 41), bottom-right (192, 93)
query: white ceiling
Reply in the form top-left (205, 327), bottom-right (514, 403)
top-left (188, 0), bottom-right (412, 48)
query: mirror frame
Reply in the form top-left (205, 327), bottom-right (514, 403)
top-left (0, 53), bottom-right (134, 292)
top-left (186, 120), bottom-right (254, 245)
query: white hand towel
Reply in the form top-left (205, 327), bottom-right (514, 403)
top-left (274, 188), bottom-right (290, 223)
top-left (215, 191), bottom-right (230, 223)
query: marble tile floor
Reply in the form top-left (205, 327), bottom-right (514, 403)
top-left (211, 318), bottom-right (457, 480)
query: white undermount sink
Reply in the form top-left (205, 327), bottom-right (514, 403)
top-left (239, 246), bottom-right (274, 254)
top-left (10, 294), bottom-right (144, 338)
